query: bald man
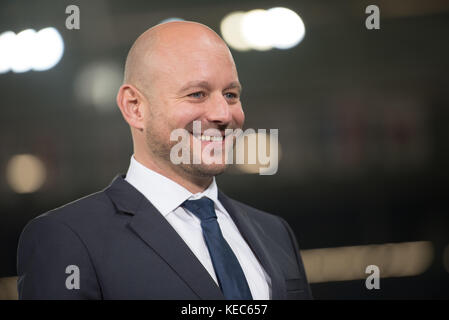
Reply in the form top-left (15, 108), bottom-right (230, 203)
top-left (17, 22), bottom-right (312, 300)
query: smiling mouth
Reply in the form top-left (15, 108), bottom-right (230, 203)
top-left (189, 129), bottom-right (230, 142)
top-left (192, 133), bottom-right (224, 142)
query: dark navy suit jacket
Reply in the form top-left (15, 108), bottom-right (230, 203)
top-left (17, 175), bottom-right (312, 299)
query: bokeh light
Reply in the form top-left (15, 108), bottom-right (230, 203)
top-left (241, 9), bottom-right (273, 51)
top-left (302, 241), bottom-right (434, 283)
top-left (0, 31), bottom-right (16, 73)
top-left (6, 154), bottom-right (47, 193)
top-left (267, 7), bottom-right (305, 49)
top-left (220, 7), bottom-right (306, 51)
top-left (74, 61), bottom-right (123, 112)
top-left (234, 131), bottom-right (281, 174)
top-left (0, 27), bottom-right (64, 74)
top-left (220, 12), bottom-right (251, 51)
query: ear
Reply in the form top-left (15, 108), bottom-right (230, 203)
top-left (116, 84), bottom-right (146, 131)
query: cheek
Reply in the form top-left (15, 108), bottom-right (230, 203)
top-left (169, 103), bottom-right (203, 129)
top-left (233, 105), bottom-right (245, 127)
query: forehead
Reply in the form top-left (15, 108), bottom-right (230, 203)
top-left (149, 38), bottom-right (238, 90)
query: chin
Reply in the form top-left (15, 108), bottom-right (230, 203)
top-left (183, 163), bottom-right (228, 178)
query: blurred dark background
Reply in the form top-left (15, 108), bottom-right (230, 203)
top-left (1, 0), bottom-right (448, 299)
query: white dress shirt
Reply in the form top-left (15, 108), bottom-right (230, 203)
top-left (125, 156), bottom-right (271, 299)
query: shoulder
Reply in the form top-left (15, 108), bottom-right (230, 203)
top-left (29, 189), bottom-right (115, 229)
top-left (17, 191), bottom-right (108, 299)
top-left (17, 187), bottom-right (119, 265)
top-left (19, 188), bottom-right (118, 254)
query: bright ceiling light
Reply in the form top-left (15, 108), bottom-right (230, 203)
top-left (220, 7), bottom-right (306, 51)
top-left (0, 27), bottom-right (64, 74)
top-left (241, 9), bottom-right (273, 51)
top-left (32, 27), bottom-right (64, 71)
top-left (0, 31), bottom-right (16, 74)
top-left (11, 29), bottom-right (36, 73)
top-left (220, 12), bottom-right (251, 51)
top-left (267, 7), bottom-right (305, 49)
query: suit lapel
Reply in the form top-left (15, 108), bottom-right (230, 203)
top-left (105, 175), bottom-right (224, 300)
top-left (218, 191), bottom-right (287, 300)
top-left (105, 175), bottom-right (286, 300)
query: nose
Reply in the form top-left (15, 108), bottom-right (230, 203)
top-left (205, 92), bottom-right (232, 125)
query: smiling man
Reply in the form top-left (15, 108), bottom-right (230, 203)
top-left (119, 21), bottom-right (244, 191)
top-left (17, 21), bottom-right (312, 300)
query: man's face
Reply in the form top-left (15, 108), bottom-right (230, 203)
top-left (141, 41), bottom-right (245, 178)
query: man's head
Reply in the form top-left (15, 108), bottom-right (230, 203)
top-left (117, 21), bottom-right (245, 188)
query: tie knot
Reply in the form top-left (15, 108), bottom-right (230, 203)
top-left (182, 197), bottom-right (216, 221)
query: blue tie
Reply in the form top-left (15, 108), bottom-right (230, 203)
top-left (182, 197), bottom-right (253, 300)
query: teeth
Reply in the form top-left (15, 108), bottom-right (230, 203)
top-left (195, 135), bottom-right (223, 142)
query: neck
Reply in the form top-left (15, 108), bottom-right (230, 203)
top-left (133, 152), bottom-right (213, 194)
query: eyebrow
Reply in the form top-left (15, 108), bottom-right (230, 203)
top-left (178, 80), bottom-right (242, 95)
top-left (225, 81), bottom-right (243, 94)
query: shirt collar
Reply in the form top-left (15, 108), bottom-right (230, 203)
top-left (125, 155), bottom-right (223, 217)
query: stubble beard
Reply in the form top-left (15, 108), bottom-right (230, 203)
top-left (144, 126), bottom-right (229, 180)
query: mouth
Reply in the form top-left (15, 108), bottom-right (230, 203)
top-left (192, 133), bottom-right (224, 142)
top-left (188, 129), bottom-right (233, 143)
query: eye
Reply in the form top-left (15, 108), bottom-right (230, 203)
top-left (224, 92), bottom-right (238, 99)
top-left (188, 91), bottom-right (206, 99)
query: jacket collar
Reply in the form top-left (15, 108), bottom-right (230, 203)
top-left (105, 174), bottom-right (286, 300)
